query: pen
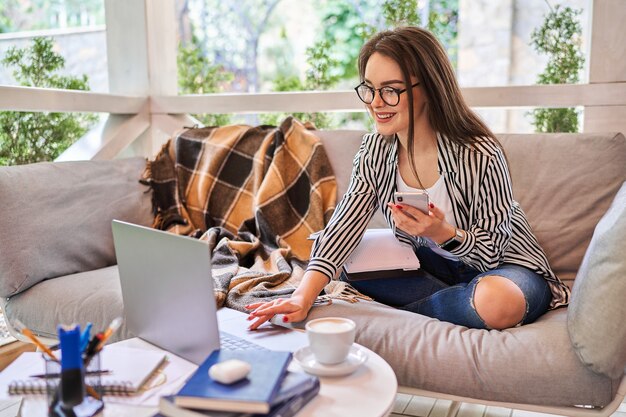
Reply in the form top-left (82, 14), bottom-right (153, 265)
top-left (94, 317), bottom-right (123, 352)
top-left (30, 369), bottom-right (112, 379)
top-left (13, 319), bottom-right (60, 362)
top-left (80, 322), bottom-right (93, 352)
top-left (83, 333), bottom-right (103, 366)
top-left (83, 317), bottom-right (122, 367)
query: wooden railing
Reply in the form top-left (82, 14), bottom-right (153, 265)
top-left (1, 81), bottom-right (625, 161)
top-left (2, 82), bottom-right (626, 114)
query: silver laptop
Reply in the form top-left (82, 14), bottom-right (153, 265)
top-left (112, 220), bottom-right (225, 364)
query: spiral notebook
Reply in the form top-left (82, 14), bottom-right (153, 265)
top-left (2, 346), bottom-right (166, 397)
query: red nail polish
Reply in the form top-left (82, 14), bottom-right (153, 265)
top-left (395, 204), bottom-right (403, 210)
top-left (429, 203), bottom-right (434, 208)
top-left (282, 316), bottom-right (289, 323)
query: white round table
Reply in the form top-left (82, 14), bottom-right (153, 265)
top-left (290, 344), bottom-right (397, 417)
top-left (17, 310), bottom-right (397, 417)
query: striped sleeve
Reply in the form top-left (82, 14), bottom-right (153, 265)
top-left (307, 134), bottom-right (381, 281)
top-left (449, 145), bottom-right (514, 271)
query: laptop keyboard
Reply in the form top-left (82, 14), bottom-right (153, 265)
top-left (220, 331), bottom-right (267, 351)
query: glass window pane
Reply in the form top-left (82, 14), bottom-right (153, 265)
top-left (458, 0), bottom-right (589, 88)
top-left (0, 1), bottom-right (107, 92)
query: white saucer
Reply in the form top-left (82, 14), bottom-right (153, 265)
top-left (293, 345), bottom-right (368, 377)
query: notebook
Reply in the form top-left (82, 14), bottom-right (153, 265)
top-left (100, 345), bottom-right (167, 393)
top-left (343, 228), bottom-right (420, 274)
top-left (339, 228), bottom-right (421, 281)
top-left (3, 347), bottom-right (165, 397)
top-left (174, 349), bottom-right (292, 414)
top-left (0, 397), bottom-right (23, 417)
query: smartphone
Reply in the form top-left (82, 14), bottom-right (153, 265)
top-left (394, 191), bottom-right (429, 214)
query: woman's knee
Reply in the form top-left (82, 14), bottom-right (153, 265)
top-left (473, 275), bottom-right (526, 330)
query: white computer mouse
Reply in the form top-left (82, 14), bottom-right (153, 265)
top-left (208, 359), bottom-right (251, 384)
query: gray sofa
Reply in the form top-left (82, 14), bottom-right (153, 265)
top-left (1, 130), bottom-right (625, 415)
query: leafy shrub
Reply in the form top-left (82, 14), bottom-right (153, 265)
top-left (177, 35), bottom-right (233, 127)
top-left (529, 5), bottom-right (584, 133)
top-left (0, 37), bottom-right (97, 165)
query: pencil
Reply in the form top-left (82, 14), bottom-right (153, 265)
top-left (14, 319), bottom-right (59, 362)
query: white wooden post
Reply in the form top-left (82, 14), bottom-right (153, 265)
top-left (144, 0), bottom-right (184, 150)
top-left (58, 0), bottom-right (154, 160)
top-left (104, 0), bottom-right (179, 158)
top-left (584, 0), bottom-right (626, 134)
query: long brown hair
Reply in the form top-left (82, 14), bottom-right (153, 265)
top-left (358, 27), bottom-right (502, 177)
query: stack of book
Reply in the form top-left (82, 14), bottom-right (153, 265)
top-left (157, 349), bottom-right (320, 417)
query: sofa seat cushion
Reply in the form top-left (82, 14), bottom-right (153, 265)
top-left (568, 182), bottom-right (626, 379)
top-left (4, 266), bottom-right (132, 343)
top-left (298, 300), bottom-right (618, 407)
top-left (0, 157), bottom-right (153, 298)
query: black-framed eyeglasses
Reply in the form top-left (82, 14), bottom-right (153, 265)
top-left (354, 82), bottom-right (420, 106)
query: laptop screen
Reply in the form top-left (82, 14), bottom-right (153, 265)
top-left (111, 220), bottom-right (220, 364)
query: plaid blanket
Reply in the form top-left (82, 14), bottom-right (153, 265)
top-left (142, 117), bottom-right (366, 310)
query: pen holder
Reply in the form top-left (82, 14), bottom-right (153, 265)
top-left (44, 353), bottom-right (104, 417)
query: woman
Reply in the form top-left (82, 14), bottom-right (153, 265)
top-left (247, 26), bottom-right (569, 330)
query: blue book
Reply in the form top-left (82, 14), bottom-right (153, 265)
top-left (271, 371), bottom-right (319, 406)
top-left (174, 349), bottom-right (292, 414)
top-left (158, 379), bottom-right (320, 417)
top-left (262, 377), bottom-right (319, 417)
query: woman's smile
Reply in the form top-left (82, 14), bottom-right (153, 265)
top-left (375, 111), bottom-right (396, 123)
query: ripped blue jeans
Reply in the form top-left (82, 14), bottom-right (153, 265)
top-left (341, 247), bottom-right (552, 329)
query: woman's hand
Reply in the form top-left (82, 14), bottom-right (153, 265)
top-left (245, 270), bottom-right (330, 330)
top-left (387, 201), bottom-right (456, 244)
top-left (245, 294), bottom-right (312, 330)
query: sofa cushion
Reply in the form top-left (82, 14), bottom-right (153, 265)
top-left (568, 182), bottom-right (626, 379)
top-left (298, 301), bottom-right (618, 407)
top-left (3, 266), bottom-right (132, 343)
top-left (498, 132), bottom-right (626, 283)
top-left (0, 158), bottom-right (153, 298)
top-left (315, 129), bottom-right (387, 229)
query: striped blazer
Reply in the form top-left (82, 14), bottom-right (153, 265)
top-left (308, 133), bottom-right (570, 309)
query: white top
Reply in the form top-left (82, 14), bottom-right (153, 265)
top-left (397, 169), bottom-right (459, 261)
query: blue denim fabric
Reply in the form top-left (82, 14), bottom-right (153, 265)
top-left (342, 247), bottom-right (552, 329)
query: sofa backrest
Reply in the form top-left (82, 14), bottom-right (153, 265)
top-left (315, 130), bottom-right (626, 286)
top-left (0, 157), bottom-right (153, 298)
top-left (315, 130), bottom-right (388, 228)
top-left (498, 132), bottom-right (626, 284)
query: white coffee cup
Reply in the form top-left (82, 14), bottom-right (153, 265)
top-left (305, 317), bottom-right (356, 365)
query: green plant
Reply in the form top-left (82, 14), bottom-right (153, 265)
top-left (264, 0), bottom-right (426, 128)
top-left (529, 4), bottom-right (584, 133)
top-left (260, 40), bottom-right (339, 128)
top-left (382, 0), bottom-right (421, 27)
top-left (178, 36), bottom-right (234, 127)
top-left (0, 37), bottom-right (97, 166)
top-left (428, 0), bottom-right (458, 67)
top-left (0, 1), bottom-right (13, 33)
